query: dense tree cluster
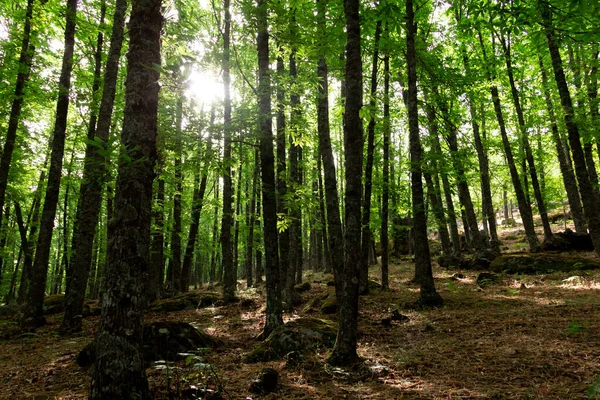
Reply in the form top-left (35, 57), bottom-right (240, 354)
top-left (0, 0), bottom-right (597, 396)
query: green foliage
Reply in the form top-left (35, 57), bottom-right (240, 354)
top-left (567, 322), bottom-right (587, 334)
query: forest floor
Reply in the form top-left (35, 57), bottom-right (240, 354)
top-left (1, 227), bottom-right (600, 399)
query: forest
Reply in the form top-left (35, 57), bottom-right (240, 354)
top-left (0, 0), bottom-right (599, 398)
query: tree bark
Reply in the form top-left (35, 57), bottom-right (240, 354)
top-left (359, 18), bottom-right (382, 295)
top-left (60, 0), bottom-right (127, 334)
top-left (256, 0), bottom-right (282, 337)
top-left (539, 1), bottom-right (600, 255)
top-left (406, 0), bottom-right (442, 307)
top-left (169, 96), bottom-right (183, 292)
top-left (381, 48), bottom-right (390, 289)
top-left (538, 55), bottom-right (586, 233)
top-left (221, 0), bottom-right (235, 302)
top-left (328, 0), bottom-right (363, 366)
top-left (22, 0), bottom-right (79, 329)
top-left (89, 0), bottom-right (162, 396)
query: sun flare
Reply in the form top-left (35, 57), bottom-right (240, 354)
top-left (185, 69), bottom-right (223, 106)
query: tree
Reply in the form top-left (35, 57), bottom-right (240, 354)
top-left (256, 0), bottom-right (282, 338)
top-left (60, 0), bottom-right (127, 335)
top-left (22, 0), bottom-right (79, 329)
top-left (328, 0), bottom-right (362, 367)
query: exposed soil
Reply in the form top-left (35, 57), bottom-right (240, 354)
top-left (1, 229), bottom-right (600, 399)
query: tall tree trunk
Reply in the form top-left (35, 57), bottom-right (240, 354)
top-left (477, 31), bottom-right (540, 252)
top-left (317, 154), bottom-right (331, 273)
top-left (359, 18), bottom-right (382, 295)
top-left (169, 96), bottom-right (183, 292)
top-left (316, 0), bottom-right (343, 293)
top-left (539, 1), bottom-right (600, 255)
top-left (89, 0), bottom-right (162, 395)
top-left (538, 55), bottom-right (586, 233)
top-left (22, 0), bottom-right (79, 329)
top-left (500, 33), bottom-right (553, 240)
top-left (406, 0), bottom-right (442, 307)
top-left (244, 147), bottom-right (259, 288)
top-left (275, 55), bottom-right (291, 306)
top-left (181, 137), bottom-right (211, 292)
top-left (0, 0), bottom-right (36, 258)
top-left (209, 182), bottom-right (220, 284)
top-left (256, 0), bottom-right (282, 337)
top-left (60, 0), bottom-right (127, 334)
top-left (221, 0), bottom-right (235, 302)
top-left (381, 48), bottom-right (390, 289)
top-left (328, 0), bottom-right (363, 366)
top-left (232, 142), bottom-right (243, 279)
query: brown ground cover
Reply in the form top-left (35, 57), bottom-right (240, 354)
top-left (1, 235), bottom-right (600, 399)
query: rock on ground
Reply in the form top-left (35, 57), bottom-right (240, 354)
top-left (489, 253), bottom-right (600, 274)
top-left (244, 318), bottom-right (337, 363)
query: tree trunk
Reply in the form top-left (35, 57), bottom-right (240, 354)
top-left (209, 182), bottom-right (220, 284)
top-left (60, 0), bottom-right (127, 334)
top-left (89, 0), bottom-right (162, 396)
top-left (406, 0), bottom-right (442, 307)
top-left (359, 18), bottom-right (382, 295)
top-left (169, 96), bottom-right (183, 292)
top-left (538, 55), bottom-right (586, 233)
top-left (501, 33), bottom-right (553, 240)
top-left (244, 147), bottom-right (259, 288)
top-left (477, 31), bottom-right (540, 252)
top-left (316, 0), bottom-right (343, 287)
top-left (0, 0), bottom-right (36, 259)
top-left (256, 0), bottom-right (282, 337)
top-left (381, 48), bottom-right (390, 289)
top-left (328, 0), bottom-right (363, 366)
top-left (221, 0), bottom-right (235, 302)
top-left (22, 0), bottom-right (79, 329)
top-left (539, 1), bottom-right (600, 255)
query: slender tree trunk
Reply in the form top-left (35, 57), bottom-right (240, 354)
top-left (245, 148), bottom-right (259, 288)
top-left (60, 0), bottom-right (127, 334)
top-left (169, 96), bottom-right (183, 292)
top-left (257, 0), bottom-right (282, 337)
top-left (381, 49), bottom-right (390, 289)
top-left (359, 18), bottom-right (382, 294)
top-left (538, 55), bottom-right (586, 233)
top-left (406, 0), bottom-right (442, 307)
top-left (89, 0), bottom-right (162, 395)
top-left (501, 33), bottom-right (553, 240)
top-left (275, 55), bottom-right (291, 306)
top-left (328, 0), bottom-right (363, 366)
top-left (209, 182), bottom-right (219, 284)
top-left (254, 186), bottom-right (263, 283)
top-left (477, 31), bottom-right (540, 252)
top-left (22, 0), bottom-right (79, 329)
top-left (221, 0), bottom-right (235, 302)
top-left (316, 0), bottom-right (343, 284)
top-left (232, 142), bottom-right (243, 279)
top-left (317, 155), bottom-right (330, 273)
top-left (540, 2), bottom-right (600, 255)
top-left (0, 0), bottom-right (36, 256)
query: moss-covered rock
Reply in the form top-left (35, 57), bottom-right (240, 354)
top-left (320, 294), bottom-right (338, 314)
top-left (77, 321), bottom-right (222, 367)
top-left (540, 230), bottom-right (594, 252)
top-left (44, 294), bottom-right (65, 314)
top-left (244, 318), bottom-right (337, 363)
top-left (302, 296), bottom-right (322, 313)
top-left (148, 291), bottom-right (219, 312)
top-left (294, 282), bottom-right (311, 293)
top-left (476, 272), bottom-right (500, 287)
top-left (489, 253), bottom-right (600, 274)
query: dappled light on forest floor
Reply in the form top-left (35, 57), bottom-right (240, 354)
top-left (1, 250), bottom-right (600, 398)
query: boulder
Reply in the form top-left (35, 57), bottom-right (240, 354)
top-left (77, 321), bottom-right (221, 367)
top-left (249, 368), bottom-right (279, 394)
top-left (489, 253), bottom-right (600, 274)
top-left (44, 294), bottom-right (65, 315)
top-left (540, 229), bottom-right (594, 252)
top-left (320, 294), bottom-right (338, 314)
top-left (244, 318), bottom-right (337, 363)
top-left (294, 282), bottom-right (311, 293)
top-left (148, 291), bottom-right (219, 312)
top-left (476, 272), bottom-right (500, 287)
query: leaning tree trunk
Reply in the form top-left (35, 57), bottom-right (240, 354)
top-left (0, 0), bottom-right (36, 260)
top-left (22, 0), bottom-right (79, 329)
top-left (501, 33), bottom-right (553, 240)
top-left (256, 0), bottom-right (282, 338)
top-left (60, 0), bottom-right (127, 335)
top-left (221, 0), bottom-right (235, 302)
top-left (359, 18), bottom-right (382, 295)
top-left (406, 0), bottom-right (443, 307)
top-left (328, 0), bottom-right (363, 367)
top-left (538, 55), bottom-right (586, 233)
top-left (539, 1), bottom-right (600, 255)
top-left (477, 30), bottom-right (540, 252)
top-left (89, 0), bottom-right (162, 396)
